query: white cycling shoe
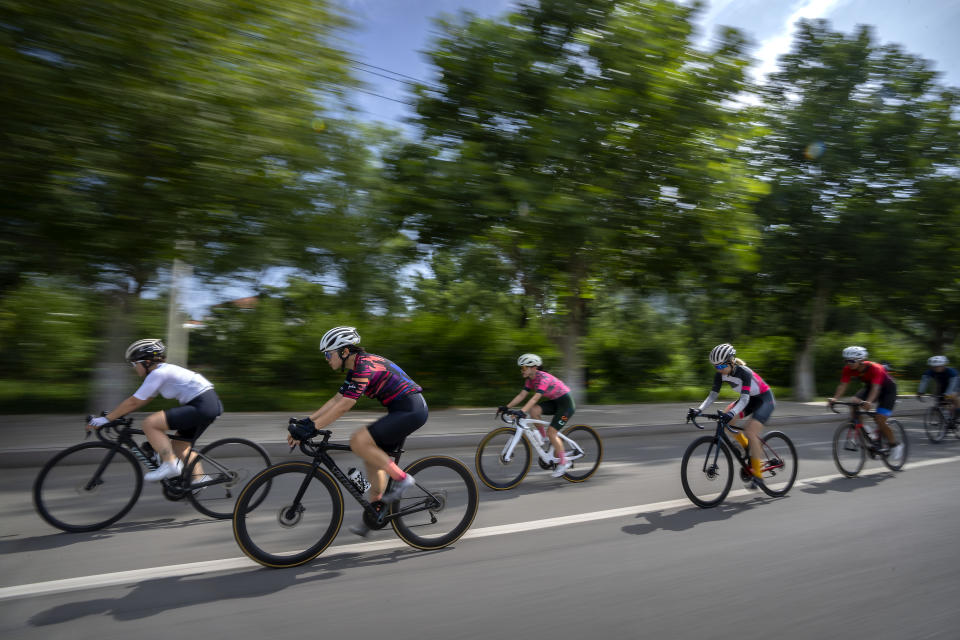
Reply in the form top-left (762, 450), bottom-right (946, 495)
top-left (145, 459), bottom-right (183, 482)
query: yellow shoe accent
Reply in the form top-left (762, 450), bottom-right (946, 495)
top-left (734, 432), bottom-right (749, 449)
top-left (751, 457), bottom-right (764, 479)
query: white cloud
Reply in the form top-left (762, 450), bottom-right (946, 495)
top-left (752, 0), bottom-right (848, 80)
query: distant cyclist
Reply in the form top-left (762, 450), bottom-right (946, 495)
top-left (87, 339), bottom-right (223, 482)
top-left (499, 353), bottom-right (576, 477)
top-left (287, 326), bottom-right (426, 537)
top-left (828, 346), bottom-right (904, 463)
top-left (689, 343), bottom-right (774, 486)
top-left (917, 355), bottom-right (960, 424)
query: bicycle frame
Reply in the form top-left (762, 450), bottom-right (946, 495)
top-left (687, 412), bottom-right (784, 475)
top-left (292, 431), bottom-right (442, 527)
top-left (830, 402), bottom-right (886, 453)
top-left (497, 414), bottom-right (584, 465)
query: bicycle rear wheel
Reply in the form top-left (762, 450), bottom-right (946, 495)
top-left (33, 442), bottom-right (143, 532)
top-left (680, 436), bottom-right (733, 508)
top-left (881, 419), bottom-right (908, 472)
top-left (924, 407), bottom-right (946, 443)
top-left (232, 462), bottom-right (343, 568)
top-left (832, 423), bottom-right (865, 478)
top-left (475, 427), bottom-right (530, 490)
top-left (560, 424), bottom-right (602, 483)
top-left (391, 456), bottom-right (478, 550)
top-left (756, 431), bottom-right (797, 498)
top-left (185, 438), bottom-right (272, 519)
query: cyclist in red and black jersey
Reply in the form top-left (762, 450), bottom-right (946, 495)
top-left (828, 345), bottom-right (904, 464)
top-left (286, 326), bottom-right (426, 536)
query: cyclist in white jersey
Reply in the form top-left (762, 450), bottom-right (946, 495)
top-left (689, 343), bottom-right (776, 486)
top-left (87, 339), bottom-right (223, 482)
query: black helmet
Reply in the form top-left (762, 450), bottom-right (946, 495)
top-left (125, 338), bottom-right (166, 363)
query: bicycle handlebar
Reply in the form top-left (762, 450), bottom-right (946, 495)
top-left (686, 411), bottom-right (726, 430)
top-left (828, 400), bottom-right (877, 416)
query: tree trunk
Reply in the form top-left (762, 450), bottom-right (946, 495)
top-left (89, 296), bottom-right (133, 414)
top-left (793, 286), bottom-right (829, 402)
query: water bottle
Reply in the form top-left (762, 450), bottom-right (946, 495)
top-left (347, 467), bottom-right (372, 494)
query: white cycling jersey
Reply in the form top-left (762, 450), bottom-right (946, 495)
top-left (133, 362), bottom-right (214, 404)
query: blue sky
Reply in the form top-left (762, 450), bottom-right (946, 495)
top-left (338, 0), bottom-right (960, 125)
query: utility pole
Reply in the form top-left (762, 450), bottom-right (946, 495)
top-left (166, 241), bottom-right (193, 367)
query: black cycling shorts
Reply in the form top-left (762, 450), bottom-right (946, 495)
top-left (855, 381), bottom-right (897, 416)
top-left (539, 393), bottom-right (576, 430)
top-left (164, 389), bottom-right (223, 440)
top-left (367, 392), bottom-right (428, 450)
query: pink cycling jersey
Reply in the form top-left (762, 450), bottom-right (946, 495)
top-left (522, 370), bottom-right (570, 400)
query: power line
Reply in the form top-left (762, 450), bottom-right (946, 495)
top-left (345, 56), bottom-right (442, 90)
top-left (353, 86), bottom-right (416, 106)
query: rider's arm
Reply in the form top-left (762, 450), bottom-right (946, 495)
top-left (916, 374), bottom-right (930, 395)
top-left (102, 395), bottom-right (152, 422)
top-left (697, 372), bottom-right (723, 412)
top-left (829, 382), bottom-right (848, 403)
top-left (309, 393), bottom-right (357, 428)
top-left (521, 392), bottom-right (542, 414)
top-left (505, 390), bottom-right (528, 409)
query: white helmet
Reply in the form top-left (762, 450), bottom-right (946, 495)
top-left (928, 355), bottom-right (949, 367)
top-left (319, 326), bottom-right (361, 353)
top-left (517, 353), bottom-right (542, 367)
top-left (709, 343), bottom-right (736, 365)
top-left (842, 346), bottom-right (868, 362)
top-left (125, 338), bottom-right (166, 363)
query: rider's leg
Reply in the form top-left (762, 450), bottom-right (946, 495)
top-left (546, 426), bottom-right (566, 464)
top-left (744, 418), bottom-right (764, 478)
top-left (350, 427), bottom-right (400, 500)
top-left (529, 405), bottom-right (547, 438)
top-left (171, 439), bottom-right (205, 478)
top-left (875, 414), bottom-right (896, 445)
top-left (143, 411), bottom-right (177, 463)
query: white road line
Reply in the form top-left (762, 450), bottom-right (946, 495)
top-left (2, 454), bottom-right (958, 602)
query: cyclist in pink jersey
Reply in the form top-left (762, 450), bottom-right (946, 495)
top-left (689, 343), bottom-right (775, 486)
top-left (286, 326), bottom-right (426, 536)
top-left (500, 353), bottom-right (576, 477)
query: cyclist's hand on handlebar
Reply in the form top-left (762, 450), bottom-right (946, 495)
top-left (287, 417), bottom-right (319, 446)
top-left (87, 415), bottom-right (109, 430)
top-left (686, 408), bottom-right (701, 422)
top-left (859, 400), bottom-right (872, 410)
top-left (719, 411), bottom-right (734, 424)
top-left (497, 406), bottom-right (509, 414)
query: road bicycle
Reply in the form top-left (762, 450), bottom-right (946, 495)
top-left (232, 421), bottom-right (479, 568)
top-left (681, 410), bottom-right (798, 508)
top-left (474, 409), bottom-right (602, 490)
top-left (33, 416), bottom-right (271, 532)
top-left (919, 394), bottom-right (960, 443)
top-left (830, 401), bottom-right (908, 477)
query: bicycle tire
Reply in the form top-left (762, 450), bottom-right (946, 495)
top-left (475, 426), bottom-right (531, 490)
top-left (185, 438), bottom-right (272, 519)
top-left (924, 406), bottom-right (946, 443)
top-left (756, 431), bottom-right (797, 498)
top-left (832, 422), bottom-right (866, 478)
top-left (232, 461), bottom-right (343, 569)
top-left (391, 455), bottom-right (479, 551)
top-left (680, 436), bottom-right (733, 508)
top-left (560, 424), bottom-right (603, 483)
top-left (33, 442), bottom-right (143, 532)
top-left (881, 419), bottom-right (908, 472)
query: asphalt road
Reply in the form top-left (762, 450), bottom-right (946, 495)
top-left (1, 416), bottom-right (959, 640)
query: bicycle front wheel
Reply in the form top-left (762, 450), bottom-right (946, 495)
top-left (186, 438), bottom-right (272, 519)
top-left (881, 419), bottom-right (908, 472)
top-left (560, 424), bottom-right (602, 483)
top-left (924, 407), bottom-right (946, 443)
top-left (680, 436), bottom-right (733, 508)
top-left (232, 462), bottom-right (343, 569)
top-left (832, 423), bottom-right (865, 478)
top-left (33, 442), bottom-right (143, 532)
top-left (756, 431), bottom-right (798, 498)
top-left (391, 456), bottom-right (479, 551)
top-left (475, 427), bottom-right (530, 490)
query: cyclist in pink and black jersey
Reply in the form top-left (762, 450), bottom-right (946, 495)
top-left (286, 326), bottom-right (426, 536)
top-left (500, 353), bottom-right (576, 477)
top-left (689, 343), bottom-right (775, 485)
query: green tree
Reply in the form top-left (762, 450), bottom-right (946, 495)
top-left (386, 0), bottom-right (760, 399)
top-left (753, 19), bottom-right (960, 399)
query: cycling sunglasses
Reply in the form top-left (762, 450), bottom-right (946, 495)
top-left (715, 363), bottom-right (729, 370)
top-left (845, 359), bottom-right (859, 364)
